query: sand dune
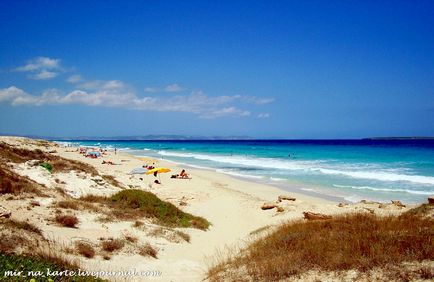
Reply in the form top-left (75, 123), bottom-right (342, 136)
top-left (0, 136), bottom-right (419, 281)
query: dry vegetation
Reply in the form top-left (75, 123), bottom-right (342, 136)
top-left (404, 203), bottom-right (434, 217)
top-left (55, 200), bottom-right (80, 210)
top-left (1, 218), bottom-right (42, 235)
top-left (147, 227), bottom-right (191, 243)
top-left (101, 239), bottom-right (125, 253)
top-left (0, 219), bottom-right (45, 254)
top-left (0, 164), bottom-right (46, 196)
top-left (138, 243), bottom-right (158, 259)
top-left (208, 212), bottom-right (434, 281)
top-left (175, 230), bottom-right (191, 243)
top-left (75, 241), bottom-right (96, 258)
top-left (53, 198), bottom-right (101, 213)
top-left (133, 220), bottom-right (144, 228)
top-left (0, 252), bottom-right (104, 281)
top-left (101, 174), bottom-right (124, 189)
top-left (55, 214), bottom-right (79, 228)
top-left (124, 234), bottom-right (138, 243)
top-left (0, 233), bottom-right (30, 254)
top-left (0, 216), bottom-right (101, 281)
top-left (0, 141), bottom-right (98, 175)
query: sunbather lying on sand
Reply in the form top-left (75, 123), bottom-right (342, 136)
top-left (142, 163), bottom-right (156, 170)
top-left (171, 169), bottom-right (192, 179)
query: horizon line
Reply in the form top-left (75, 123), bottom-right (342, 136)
top-left (1, 134), bottom-right (434, 141)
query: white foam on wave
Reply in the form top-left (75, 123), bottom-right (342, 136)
top-left (321, 168), bottom-right (434, 185)
top-left (270, 177), bottom-right (286, 182)
top-left (157, 150), bottom-right (434, 185)
top-left (301, 188), bottom-right (315, 192)
top-left (180, 162), bottom-right (214, 171)
top-left (158, 150), bottom-right (315, 170)
top-left (216, 169), bottom-right (264, 179)
top-left (55, 141), bottom-right (73, 147)
top-left (333, 184), bottom-right (433, 195)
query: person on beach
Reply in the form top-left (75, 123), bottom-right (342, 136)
top-left (179, 169), bottom-right (189, 179)
top-left (170, 169), bottom-right (191, 179)
top-left (143, 163), bottom-right (155, 170)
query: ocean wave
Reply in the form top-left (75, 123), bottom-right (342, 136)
top-left (216, 169), bottom-right (264, 179)
top-left (157, 150), bottom-right (315, 170)
top-left (55, 141), bottom-right (73, 147)
top-left (157, 150), bottom-right (434, 185)
top-left (333, 184), bottom-right (433, 195)
top-left (301, 188), bottom-right (315, 192)
top-left (270, 177), bottom-right (286, 182)
top-left (321, 169), bottom-right (434, 185)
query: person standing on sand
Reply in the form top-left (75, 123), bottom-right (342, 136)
top-left (115, 148), bottom-right (117, 155)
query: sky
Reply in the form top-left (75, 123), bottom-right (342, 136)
top-left (0, 0), bottom-right (433, 139)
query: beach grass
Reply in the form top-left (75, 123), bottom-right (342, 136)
top-left (75, 242), bottom-right (96, 258)
top-left (1, 219), bottom-right (42, 236)
top-left (0, 164), bottom-right (46, 196)
top-left (207, 212), bottom-right (434, 281)
top-left (100, 239), bottom-right (124, 253)
top-left (0, 142), bottom-right (98, 175)
top-left (111, 190), bottom-right (210, 229)
top-left (404, 203), bottom-right (434, 217)
top-left (79, 190), bottom-right (210, 230)
top-left (0, 253), bottom-right (104, 281)
top-left (138, 243), bottom-right (158, 259)
top-left (101, 175), bottom-right (124, 189)
top-left (55, 214), bottom-right (79, 228)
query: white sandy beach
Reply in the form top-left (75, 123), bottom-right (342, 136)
top-left (0, 136), bottom-right (416, 282)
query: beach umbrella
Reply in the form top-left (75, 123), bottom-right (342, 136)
top-left (146, 167), bottom-right (171, 184)
top-left (129, 167), bottom-right (149, 174)
top-left (86, 151), bottom-right (101, 157)
top-left (145, 167), bottom-right (171, 175)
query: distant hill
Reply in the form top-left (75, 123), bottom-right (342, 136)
top-left (50, 135), bottom-right (255, 141)
top-left (364, 137), bottom-right (434, 140)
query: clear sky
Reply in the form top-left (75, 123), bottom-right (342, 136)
top-left (0, 0), bottom-right (433, 138)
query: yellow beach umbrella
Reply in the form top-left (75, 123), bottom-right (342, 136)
top-left (145, 167), bottom-right (171, 175)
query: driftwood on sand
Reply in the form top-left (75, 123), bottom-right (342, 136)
top-left (277, 195), bottom-right (296, 202)
top-left (261, 203), bottom-right (278, 210)
top-left (303, 212), bottom-right (332, 220)
top-left (391, 200), bottom-right (406, 208)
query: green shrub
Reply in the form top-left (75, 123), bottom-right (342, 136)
top-left (40, 162), bottom-right (53, 173)
top-left (0, 253), bottom-right (104, 281)
top-left (110, 190), bottom-right (210, 230)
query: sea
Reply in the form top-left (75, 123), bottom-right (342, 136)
top-left (59, 139), bottom-right (434, 204)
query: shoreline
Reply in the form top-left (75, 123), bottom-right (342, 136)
top-left (134, 153), bottom-right (348, 204)
top-left (63, 140), bottom-right (433, 205)
top-left (63, 138), bottom-right (343, 204)
top-left (124, 150), bottom-right (336, 207)
top-left (0, 136), bottom-right (421, 281)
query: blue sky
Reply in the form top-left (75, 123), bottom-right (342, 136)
top-left (0, 0), bottom-right (433, 138)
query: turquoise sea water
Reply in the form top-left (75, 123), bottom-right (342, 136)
top-left (61, 140), bottom-right (434, 204)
